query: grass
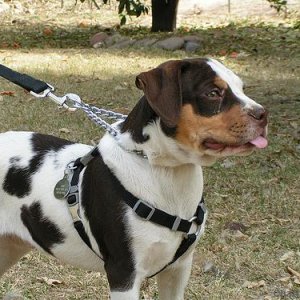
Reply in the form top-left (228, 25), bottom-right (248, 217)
top-left (0, 1), bottom-right (300, 299)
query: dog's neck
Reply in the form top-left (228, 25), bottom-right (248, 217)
top-left (118, 97), bottom-right (181, 167)
top-left (118, 96), bottom-right (216, 167)
top-left (99, 97), bottom-right (205, 215)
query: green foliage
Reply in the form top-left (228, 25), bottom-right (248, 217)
top-left (118, 0), bottom-right (149, 26)
top-left (266, 0), bottom-right (287, 13)
top-left (77, 0), bottom-right (149, 26)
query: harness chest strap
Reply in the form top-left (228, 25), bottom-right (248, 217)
top-left (64, 146), bottom-right (207, 275)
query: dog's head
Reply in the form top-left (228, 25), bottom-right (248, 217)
top-left (129, 58), bottom-right (268, 165)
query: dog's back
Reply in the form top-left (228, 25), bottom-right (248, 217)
top-left (0, 131), bottom-right (103, 274)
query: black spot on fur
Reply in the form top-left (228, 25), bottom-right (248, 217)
top-left (3, 167), bottom-right (31, 198)
top-left (20, 202), bottom-right (65, 254)
top-left (9, 156), bottom-right (21, 164)
top-left (81, 154), bottom-right (135, 291)
top-left (121, 96), bottom-right (154, 143)
top-left (121, 95), bottom-right (176, 142)
top-left (3, 133), bottom-right (74, 198)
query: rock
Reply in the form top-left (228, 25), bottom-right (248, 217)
top-left (184, 41), bottom-right (200, 52)
top-left (111, 39), bottom-right (135, 49)
top-left (183, 35), bottom-right (201, 42)
top-left (155, 37), bottom-right (185, 51)
top-left (90, 32), bottom-right (109, 48)
top-left (104, 33), bottom-right (127, 47)
top-left (135, 38), bottom-right (158, 47)
top-left (3, 292), bottom-right (23, 300)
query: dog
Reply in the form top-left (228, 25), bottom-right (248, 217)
top-left (0, 58), bottom-right (268, 300)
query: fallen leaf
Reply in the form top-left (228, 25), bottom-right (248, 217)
top-left (289, 121), bottom-right (298, 129)
top-left (287, 266), bottom-right (300, 279)
top-left (276, 218), bottom-right (290, 225)
top-left (212, 212), bottom-right (225, 219)
top-left (232, 230), bottom-right (250, 240)
top-left (219, 49), bottom-right (227, 56)
top-left (59, 128), bottom-right (70, 133)
top-left (13, 42), bottom-right (21, 48)
top-left (37, 277), bottom-right (63, 286)
top-left (1, 42), bottom-right (9, 48)
top-left (114, 85), bottom-right (127, 91)
top-left (0, 91), bottom-right (15, 96)
top-left (78, 20), bottom-right (89, 28)
top-left (243, 280), bottom-right (266, 289)
top-left (294, 278), bottom-right (300, 285)
top-left (278, 276), bottom-right (290, 282)
top-left (43, 27), bottom-right (53, 36)
top-left (230, 51), bottom-right (239, 58)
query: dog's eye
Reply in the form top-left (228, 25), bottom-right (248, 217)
top-left (206, 89), bottom-right (221, 98)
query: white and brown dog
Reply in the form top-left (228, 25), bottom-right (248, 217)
top-left (0, 58), bottom-right (268, 299)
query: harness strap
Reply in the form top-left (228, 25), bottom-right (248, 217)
top-left (0, 64), bottom-right (49, 93)
top-left (148, 201), bottom-right (206, 278)
top-left (66, 147), bottom-right (206, 275)
top-left (124, 194), bottom-right (204, 234)
top-left (65, 147), bottom-right (101, 257)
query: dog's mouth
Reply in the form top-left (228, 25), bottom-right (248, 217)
top-left (203, 135), bottom-right (268, 152)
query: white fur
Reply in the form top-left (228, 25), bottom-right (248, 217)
top-left (208, 58), bottom-right (264, 111)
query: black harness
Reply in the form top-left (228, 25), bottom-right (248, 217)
top-left (66, 147), bottom-right (206, 277)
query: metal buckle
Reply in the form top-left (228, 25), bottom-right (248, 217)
top-left (132, 200), bottom-right (155, 221)
top-left (186, 216), bottom-right (202, 238)
top-left (30, 84), bottom-right (81, 112)
top-left (171, 216), bottom-right (181, 231)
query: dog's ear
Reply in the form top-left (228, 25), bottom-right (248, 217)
top-left (135, 61), bottom-right (188, 127)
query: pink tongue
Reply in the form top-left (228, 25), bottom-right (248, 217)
top-left (249, 136), bottom-right (268, 149)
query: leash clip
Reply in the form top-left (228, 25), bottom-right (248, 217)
top-left (30, 84), bottom-right (81, 112)
top-left (30, 83), bottom-right (54, 98)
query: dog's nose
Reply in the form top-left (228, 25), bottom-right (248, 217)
top-left (247, 106), bottom-right (268, 122)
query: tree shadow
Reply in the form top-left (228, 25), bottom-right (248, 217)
top-left (0, 21), bottom-right (298, 58)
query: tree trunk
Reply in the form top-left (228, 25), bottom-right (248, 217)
top-left (151, 0), bottom-right (180, 32)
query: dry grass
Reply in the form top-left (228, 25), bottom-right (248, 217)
top-left (0, 1), bottom-right (300, 299)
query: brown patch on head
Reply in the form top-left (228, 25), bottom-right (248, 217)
top-left (175, 104), bottom-right (249, 151)
top-left (136, 60), bottom-right (189, 127)
top-left (214, 76), bottom-right (228, 90)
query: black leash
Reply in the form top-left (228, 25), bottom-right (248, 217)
top-left (0, 64), bottom-right (50, 94)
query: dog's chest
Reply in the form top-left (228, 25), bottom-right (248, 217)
top-left (96, 137), bottom-right (205, 275)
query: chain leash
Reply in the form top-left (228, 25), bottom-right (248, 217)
top-left (70, 100), bottom-right (127, 137)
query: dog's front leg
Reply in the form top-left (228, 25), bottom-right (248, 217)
top-left (110, 279), bottom-right (141, 300)
top-left (156, 252), bottom-right (194, 300)
top-left (105, 259), bottom-right (141, 300)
